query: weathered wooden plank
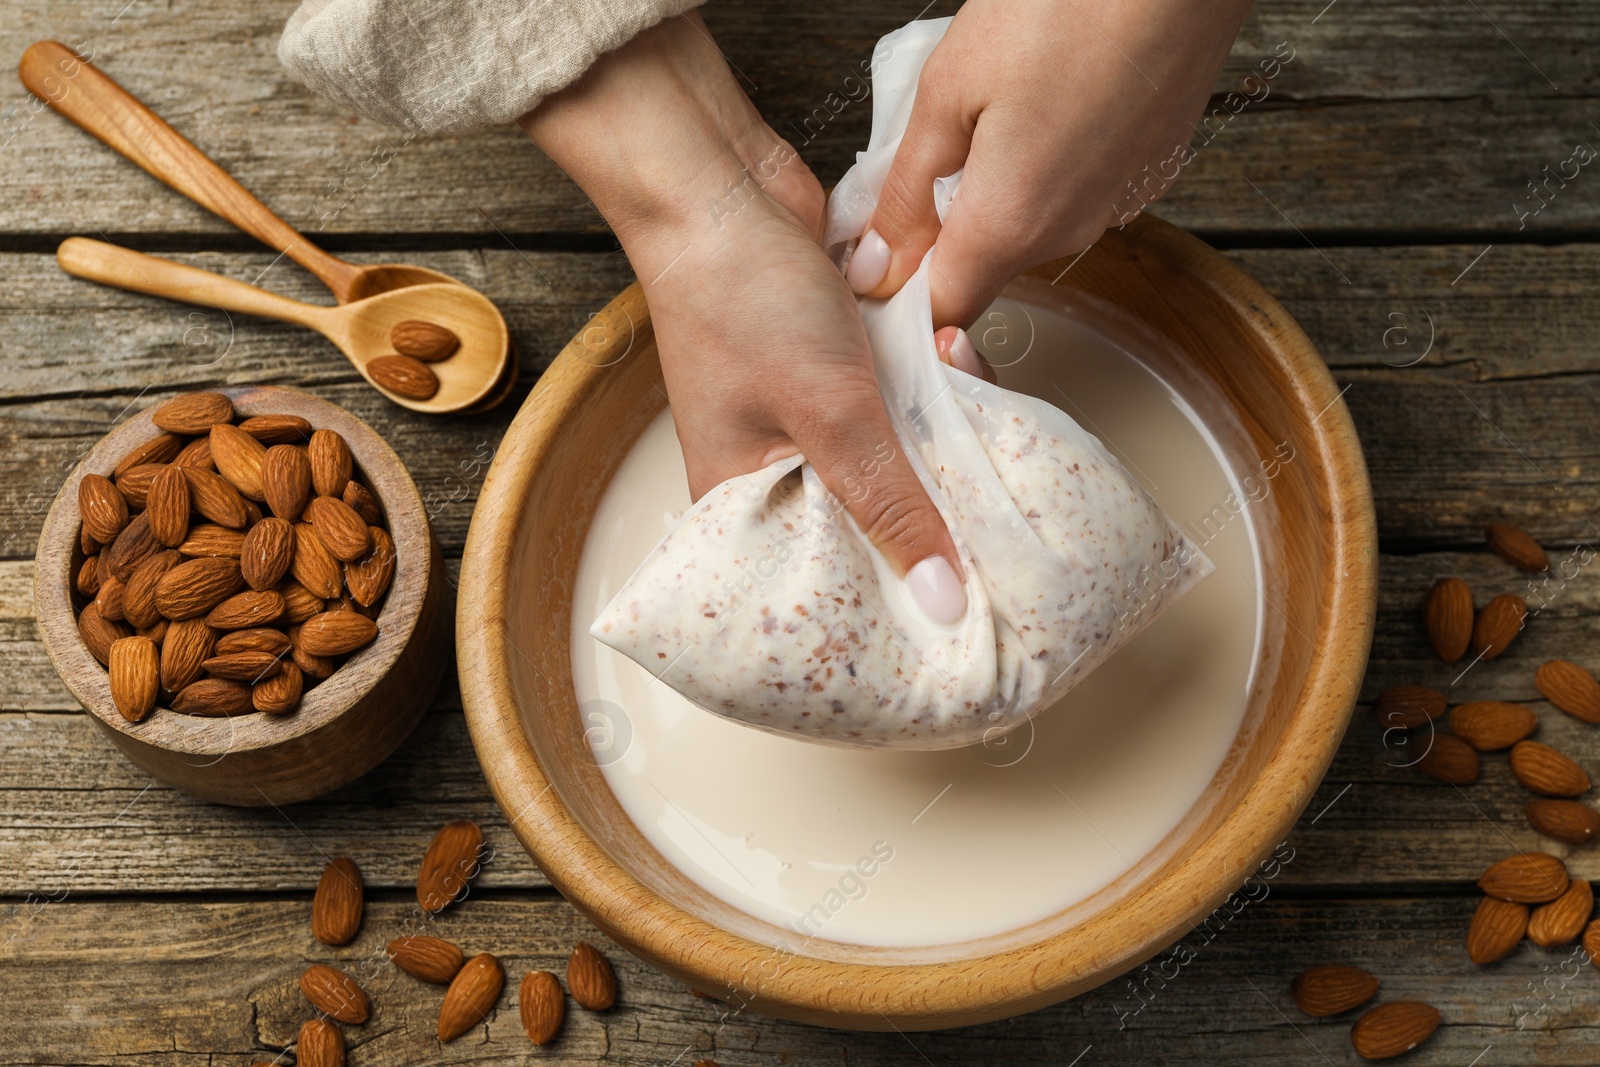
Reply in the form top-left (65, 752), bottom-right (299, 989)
top-left (0, 893), bottom-right (1591, 1065)
top-left (6, 549), bottom-right (1600, 896)
top-left (0, 3), bottom-right (1595, 239)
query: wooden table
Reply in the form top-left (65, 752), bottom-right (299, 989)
top-left (2, 1), bottom-right (1597, 1063)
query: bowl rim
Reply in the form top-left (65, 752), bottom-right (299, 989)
top-left (457, 214), bottom-right (1378, 1028)
top-left (32, 383), bottom-right (433, 759)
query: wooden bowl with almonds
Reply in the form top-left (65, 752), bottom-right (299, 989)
top-left (33, 384), bottom-right (448, 805)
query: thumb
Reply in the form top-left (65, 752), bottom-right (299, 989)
top-left (921, 180), bottom-right (1030, 330)
top-left (846, 78), bottom-right (973, 300)
top-left (794, 388), bottom-right (968, 626)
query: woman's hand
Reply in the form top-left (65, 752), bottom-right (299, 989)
top-left (521, 14), bottom-right (968, 622)
top-left (846, 0), bottom-right (1254, 328)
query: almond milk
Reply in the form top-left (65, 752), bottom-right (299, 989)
top-left (570, 284), bottom-right (1264, 948)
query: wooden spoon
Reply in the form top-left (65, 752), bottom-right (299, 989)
top-left (58, 237), bottom-right (508, 414)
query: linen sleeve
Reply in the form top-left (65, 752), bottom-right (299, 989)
top-left (278, 0), bottom-right (706, 133)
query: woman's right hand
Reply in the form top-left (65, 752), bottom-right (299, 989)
top-left (521, 14), bottom-right (970, 622)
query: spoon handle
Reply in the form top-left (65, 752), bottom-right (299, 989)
top-left (20, 41), bottom-right (363, 301)
top-left (57, 237), bottom-right (329, 330)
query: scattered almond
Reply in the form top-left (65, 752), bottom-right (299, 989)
top-left (1449, 701), bottom-right (1537, 751)
top-left (1466, 896), bottom-right (1528, 964)
top-left (1374, 685), bottom-right (1445, 730)
top-left (108, 635), bottom-right (159, 722)
top-left (520, 970), bottom-right (565, 1045)
top-left (311, 857), bottom-right (364, 946)
top-left (1479, 852), bottom-right (1569, 903)
top-left (297, 1018), bottom-right (344, 1067)
top-left (1290, 963), bottom-right (1378, 1016)
top-left (1350, 1001), bottom-right (1441, 1061)
top-left (391, 319), bottom-right (460, 361)
top-left (1510, 740), bottom-right (1591, 797)
top-left (368, 354), bottom-right (440, 400)
top-left (568, 941), bottom-right (617, 1011)
top-left (151, 391), bottom-right (233, 434)
top-left (1525, 799), bottom-right (1600, 845)
top-left (1472, 593), bottom-right (1527, 660)
top-left (418, 820), bottom-right (484, 913)
top-left (1528, 879), bottom-right (1593, 947)
top-left (387, 935), bottom-right (465, 984)
top-left (300, 963), bottom-right (370, 1024)
top-left (1414, 733), bottom-right (1479, 784)
top-left (1424, 575), bottom-right (1472, 661)
top-left (1535, 659), bottom-right (1600, 724)
top-left (1486, 521), bottom-right (1549, 572)
top-left (439, 952), bottom-right (504, 1042)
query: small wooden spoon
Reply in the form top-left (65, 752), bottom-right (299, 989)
top-left (58, 237), bottom-right (509, 414)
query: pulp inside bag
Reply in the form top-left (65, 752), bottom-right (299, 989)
top-left (589, 16), bottom-right (1212, 750)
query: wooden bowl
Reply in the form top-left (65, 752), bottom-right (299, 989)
top-left (33, 385), bottom-right (449, 806)
top-left (458, 215), bottom-right (1377, 1029)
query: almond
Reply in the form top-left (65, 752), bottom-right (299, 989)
top-left (239, 517), bottom-right (293, 590)
top-left (368, 354), bottom-right (440, 400)
top-left (217, 628), bottom-right (291, 656)
top-left (177, 523), bottom-right (245, 558)
top-left (1472, 593), bottom-right (1527, 660)
top-left (345, 526), bottom-right (396, 607)
top-left (1585, 918), bottom-right (1600, 963)
top-left (171, 436), bottom-right (213, 470)
top-left (238, 413), bottom-right (311, 444)
top-left (299, 610), bottom-right (378, 657)
top-left (122, 549), bottom-right (182, 629)
top-left (1432, 572), bottom-right (1476, 657)
top-left (180, 467), bottom-right (249, 529)
top-left (291, 625), bottom-right (338, 679)
top-left (151, 391), bottom-right (232, 434)
top-left (209, 422), bottom-right (267, 501)
top-left (343, 481), bottom-right (383, 525)
top-left (300, 963), bottom-right (369, 1024)
top-left (252, 659), bottom-right (303, 714)
top-left (417, 820), bottom-right (485, 913)
top-left (108, 635), bottom-right (159, 722)
top-left (296, 1018), bottom-right (344, 1067)
top-left (80, 524), bottom-right (99, 556)
top-left (171, 677), bottom-right (252, 716)
top-left (1535, 659), bottom-right (1600, 724)
top-left (242, 498), bottom-right (263, 526)
top-left (281, 582), bottom-right (326, 624)
top-left (144, 465), bottom-right (191, 548)
top-left (204, 589), bottom-right (285, 631)
top-left (78, 474), bottom-right (129, 545)
top-left (292, 522), bottom-right (343, 599)
top-left (1414, 733), bottom-right (1480, 784)
top-left (1290, 963), bottom-right (1377, 1017)
top-left (1528, 879), bottom-right (1592, 947)
top-left (201, 649), bottom-right (284, 682)
top-left (520, 970), bottom-right (565, 1045)
top-left (439, 952), bottom-right (504, 1042)
top-left (114, 463), bottom-right (165, 509)
top-left (154, 557), bottom-right (243, 620)
top-left (1486, 521), bottom-right (1549, 572)
top-left (106, 511), bottom-right (160, 583)
top-left (113, 431), bottom-right (183, 477)
top-left (568, 941), bottom-right (617, 1011)
top-left (1374, 685), bottom-right (1445, 729)
top-left (305, 495), bottom-right (371, 561)
top-left (135, 618), bottom-right (168, 645)
top-left (1511, 740), bottom-right (1591, 797)
top-left (1525, 799), bottom-right (1600, 845)
top-left (391, 319), bottom-right (460, 361)
top-left (1466, 895), bottom-right (1528, 964)
top-left (262, 443), bottom-right (313, 522)
top-left (309, 429), bottom-right (353, 498)
top-left (387, 935), bottom-right (465, 984)
top-left (76, 554), bottom-right (102, 597)
top-left (78, 602), bottom-right (131, 665)
top-left (1349, 1001), bottom-right (1441, 1061)
top-left (1449, 701), bottom-right (1537, 751)
top-left (93, 575), bottom-right (126, 622)
top-left (1479, 852), bottom-right (1569, 903)
top-left (159, 618), bottom-right (216, 692)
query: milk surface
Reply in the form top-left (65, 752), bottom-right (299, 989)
top-left (570, 287), bottom-right (1264, 948)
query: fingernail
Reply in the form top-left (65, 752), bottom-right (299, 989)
top-left (846, 228), bottom-right (891, 294)
top-left (948, 328), bottom-right (982, 377)
top-left (906, 555), bottom-right (967, 625)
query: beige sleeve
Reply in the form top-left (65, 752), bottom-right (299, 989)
top-left (278, 0), bottom-right (705, 133)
